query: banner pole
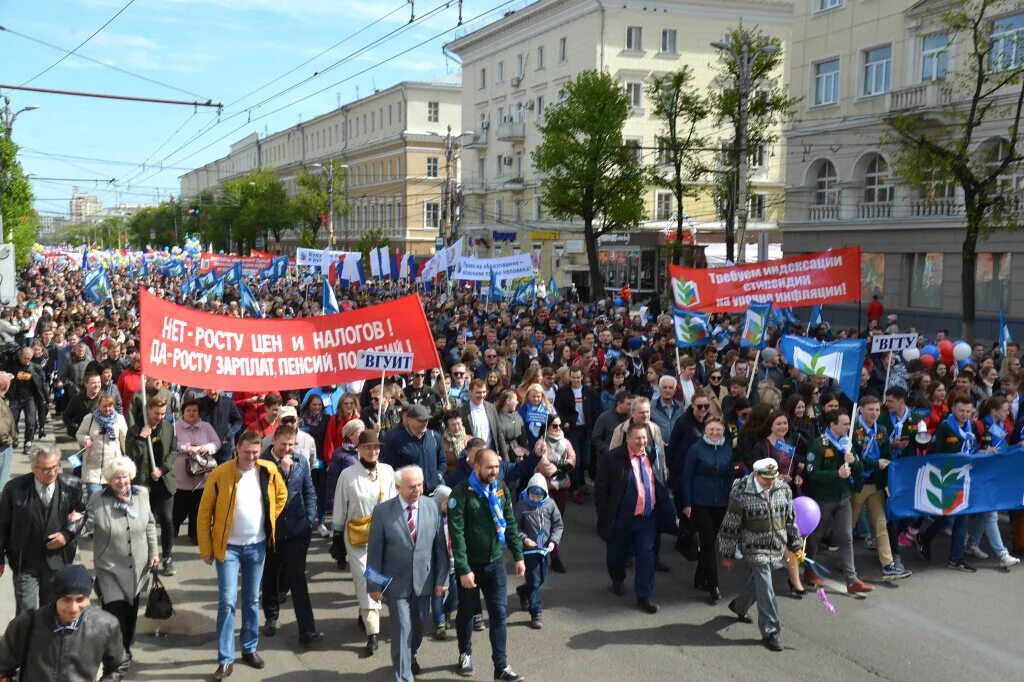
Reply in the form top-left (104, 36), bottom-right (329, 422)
top-left (746, 350), bottom-right (760, 399)
top-left (377, 368), bottom-right (386, 427)
top-left (140, 373), bottom-right (157, 473)
top-left (883, 354), bottom-right (892, 392)
top-left (674, 347), bottom-right (681, 378)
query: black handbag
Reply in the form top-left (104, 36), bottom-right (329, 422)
top-left (674, 516), bottom-right (701, 562)
top-left (144, 569), bottom-right (173, 620)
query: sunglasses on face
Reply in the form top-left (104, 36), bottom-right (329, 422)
top-left (693, 404), bottom-right (710, 410)
top-left (413, 374), bottom-right (425, 378)
top-left (549, 423), bottom-right (562, 429)
top-left (710, 375), bottom-right (722, 381)
top-left (452, 372), bottom-right (464, 376)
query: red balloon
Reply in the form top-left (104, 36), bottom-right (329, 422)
top-left (938, 339), bottom-right (954, 364)
top-left (921, 354), bottom-right (936, 368)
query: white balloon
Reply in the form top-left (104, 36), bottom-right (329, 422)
top-left (953, 342), bottom-right (972, 362)
top-left (902, 348), bottom-right (920, 362)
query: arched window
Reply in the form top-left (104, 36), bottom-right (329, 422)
top-left (863, 155), bottom-right (893, 203)
top-left (815, 161), bottom-right (838, 205)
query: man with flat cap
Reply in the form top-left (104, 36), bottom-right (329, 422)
top-left (716, 458), bottom-right (803, 652)
top-left (382, 404), bottom-right (447, 494)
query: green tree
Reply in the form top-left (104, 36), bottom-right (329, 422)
top-left (291, 160), bottom-right (348, 248)
top-left (708, 25), bottom-right (799, 262)
top-left (128, 203), bottom-right (178, 248)
top-left (215, 169), bottom-right (293, 252)
top-left (647, 66), bottom-right (711, 265)
top-left (0, 135), bottom-right (38, 269)
top-left (885, 0), bottom-right (1024, 339)
top-left (533, 69), bottom-right (648, 301)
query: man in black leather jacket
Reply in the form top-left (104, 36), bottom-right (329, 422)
top-left (0, 447), bottom-right (87, 614)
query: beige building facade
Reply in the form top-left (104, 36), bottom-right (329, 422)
top-left (781, 0), bottom-right (1024, 333)
top-left (446, 0), bottom-right (792, 297)
top-left (179, 82), bottom-right (461, 255)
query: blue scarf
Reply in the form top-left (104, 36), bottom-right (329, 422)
top-left (519, 487), bottom-right (548, 508)
top-left (823, 428), bottom-right (851, 455)
top-left (857, 415), bottom-right (880, 462)
top-left (889, 407), bottom-right (912, 443)
top-left (468, 472), bottom-right (506, 545)
top-left (945, 414), bottom-right (977, 454)
top-left (983, 415), bottom-right (1008, 450)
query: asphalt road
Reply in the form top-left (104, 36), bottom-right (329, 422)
top-left (3, 433), bottom-right (1023, 682)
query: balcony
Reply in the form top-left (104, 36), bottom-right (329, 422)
top-left (886, 82), bottom-right (953, 113)
top-left (808, 204), bottom-right (839, 221)
top-left (496, 121), bottom-right (525, 142)
top-left (462, 181), bottom-right (488, 195)
top-left (857, 202), bottom-right (893, 219)
top-left (463, 131), bottom-right (488, 149)
top-left (503, 177), bottom-right (525, 190)
top-left (911, 198), bottom-right (961, 217)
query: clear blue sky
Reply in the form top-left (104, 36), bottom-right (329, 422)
top-left (5, 0), bottom-right (519, 219)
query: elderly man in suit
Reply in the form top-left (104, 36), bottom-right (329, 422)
top-left (459, 379), bottom-right (507, 460)
top-left (367, 465), bottom-right (449, 682)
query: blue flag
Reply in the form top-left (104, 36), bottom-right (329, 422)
top-left (487, 269), bottom-right (505, 302)
top-left (546, 275), bottom-right (559, 304)
top-left (83, 268), bottom-right (111, 303)
top-left (809, 304), bottom-right (826, 330)
top-left (140, 258), bottom-right (150, 277)
top-left (779, 336), bottom-right (867, 401)
top-left (887, 448), bottom-right (1024, 519)
top-left (672, 306), bottom-right (712, 347)
top-left (1000, 310), bottom-right (1013, 358)
top-left (199, 277), bottom-right (224, 303)
top-left (81, 248), bottom-right (88, 270)
top-left (740, 300), bottom-right (772, 350)
top-left (259, 255), bottom-right (289, 282)
top-left (196, 269), bottom-right (220, 290)
top-left (239, 281), bottom-right (263, 318)
top-left (322, 275), bottom-right (339, 314)
top-left (222, 262), bottom-right (243, 286)
top-left (363, 566), bottom-right (394, 593)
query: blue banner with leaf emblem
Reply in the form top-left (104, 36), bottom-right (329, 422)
top-left (887, 448), bottom-right (1024, 519)
top-left (779, 336), bottom-right (866, 401)
top-left (672, 306), bottom-right (711, 347)
top-left (740, 300), bottom-right (772, 350)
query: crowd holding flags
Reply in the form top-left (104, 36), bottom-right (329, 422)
top-left (1000, 310), bottom-right (1013, 358)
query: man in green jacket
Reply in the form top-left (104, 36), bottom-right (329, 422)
top-left (448, 449), bottom-right (525, 681)
top-left (126, 395), bottom-right (177, 577)
top-left (802, 410), bottom-right (873, 594)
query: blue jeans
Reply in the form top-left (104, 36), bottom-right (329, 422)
top-left (431, 571), bottom-right (458, 625)
top-left (968, 512), bottom-right (1008, 556)
top-left (0, 446), bottom-right (12, 493)
top-left (456, 559), bottom-right (509, 673)
top-left (921, 515), bottom-right (968, 561)
top-left (567, 428), bottom-right (591, 491)
top-left (516, 553), bottom-right (548, 615)
top-left (606, 513), bottom-right (656, 599)
top-left (216, 543), bottom-right (266, 664)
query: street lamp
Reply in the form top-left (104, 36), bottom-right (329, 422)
top-left (0, 98), bottom-right (40, 242)
top-left (710, 38), bottom-right (778, 263)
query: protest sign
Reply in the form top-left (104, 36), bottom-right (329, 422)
top-left (295, 247), bottom-right (345, 267)
top-left (454, 254), bottom-right (535, 282)
top-left (200, 252), bottom-right (274, 277)
top-left (668, 247), bottom-right (861, 312)
top-left (870, 333), bottom-right (918, 354)
top-left (356, 350), bottom-right (415, 373)
top-left (139, 287), bottom-right (440, 391)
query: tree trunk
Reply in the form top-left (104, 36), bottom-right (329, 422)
top-left (584, 218), bottom-right (603, 303)
top-left (961, 208), bottom-right (980, 341)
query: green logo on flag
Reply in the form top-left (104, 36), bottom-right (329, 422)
top-left (673, 278), bottom-right (699, 308)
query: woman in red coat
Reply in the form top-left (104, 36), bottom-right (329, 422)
top-left (923, 382), bottom-right (949, 433)
top-left (322, 392), bottom-right (361, 462)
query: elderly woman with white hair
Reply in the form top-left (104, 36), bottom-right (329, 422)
top-left (331, 429), bottom-right (397, 656)
top-left (0, 372), bottom-right (16, 491)
top-left (86, 455), bottom-right (159, 661)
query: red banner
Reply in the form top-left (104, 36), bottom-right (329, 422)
top-left (668, 247), bottom-right (861, 312)
top-left (199, 252), bottom-right (273, 276)
top-left (139, 288), bottom-right (441, 392)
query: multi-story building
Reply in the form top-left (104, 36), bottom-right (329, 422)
top-left (445, 0), bottom-right (793, 297)
top-left (69, 186), bottom-right (101, 223)
top-left (180, 81), bottom-right (461, 255)
top-left (781, 0), bottom-right (1023, 332)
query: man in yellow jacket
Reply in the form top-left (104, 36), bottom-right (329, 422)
top-left (198, 430), bottom-right (288, 680)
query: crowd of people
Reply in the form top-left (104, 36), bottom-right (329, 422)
top-left (0, 258), bottom-right (1022, 680)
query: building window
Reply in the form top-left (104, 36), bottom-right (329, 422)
top-left (626, 82), bottom-right (643, 110)
top-left (397, 101), bottom-right (402, 121)
top-left (626, 26), bottom-right (643, 51)
top-left (625, 138), bottom-right (642, 164)
top-left (863, 154), bottom-right (894, 203)
top-left (517, 53), bottom-right (525, 78)
top-left (537, 46), bottom-right (545, 70)
top-left (655, 137), bottom-right (672, 165)
top-left (909, 253), bottom-right (943, 308)
top-left (655, 191), bottom-right (673, 220)
top-left (536, 95), bottom-right (545, 121)
top-left (748, 194), bottom-right (767, 221)
top-left (497, 61), bottom-right (504, 82)
top-left (479, 112), bottom-right (488, 130)
top-left (976, 253), bottom-right (1012, 311)
top-left (497, 106), bottom-right (505, 123)
top-left (661, 29), bottom-right (677, 55)
top-left (863, 45), bottom-right (892, 96)
top-left (425, 202), bottom-right (440, 228)
top-left (815, 161), bottom-right (839, 205)
top-left (477, 201), bottom-right (485, 223)
top-left (514, 198), bottom-right (523, 222)
top-left (817, 0), bottom-right (843, 10)
top-left (861, 253), bottom-right (885, 299)
top-left (479, 67), bottom-right (487, 89)
top-left (986, 140), bottom-right (1024, 192)
top-left (559, 37), bottom-right (568, 62)
top-left (516, 101), bottom-right (525, 123)
top-left (495, 199), bottom-right (504, 222)
top-left (921, 33), bottom-right (949, 81)
top-left (426, 157), bottom-right (439, 178)
top-left (496, 154), bottom-right (504, 176)
top-left (427, 101), bottom-right (439, 122)
top-left (991, 13), bottom-right (1024, 71)
top-left (814, 58), bottom-right (840, 105)
top-left (749, 143), bottom-right (767, 169)
top-left (534, 195), bottom-right (543, 220)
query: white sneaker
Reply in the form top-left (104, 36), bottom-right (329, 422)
top-left (317, 523), bottom-right (330, 538)
top-left (999, 553), bottom-right (1021, 568)
top-left (966, 544), bottom-right (989, 560)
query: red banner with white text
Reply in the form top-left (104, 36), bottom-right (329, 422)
top-left (139, 288), bottom-right (440, 391)
top-left (668, 247), bottom-right (861, 312)
top-left (199, 252), bottom-right (273, 276)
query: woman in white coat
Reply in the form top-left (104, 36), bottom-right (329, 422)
top-left (87, 455), bottom-right (159, 662)
top-left (77, 394), bottom-right (129, 499)
top-left (331, 429), bottom-right (396, 656)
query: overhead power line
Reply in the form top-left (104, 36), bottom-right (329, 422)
top-left (0, 83), bottom-right (222, 108)
top-left (0, 25), bottom-right (211, 101)
top-left (2, 0), bottom-right (138, 96)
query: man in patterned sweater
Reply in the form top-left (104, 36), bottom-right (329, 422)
top-left (717, 458), bottom-right (803, 652)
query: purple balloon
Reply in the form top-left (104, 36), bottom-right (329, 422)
top-left (793, 496), bottom-right (821, 537)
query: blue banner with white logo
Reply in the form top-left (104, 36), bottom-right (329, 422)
top-left (886, 448), bottom-right (1024, 519)
top-left (778, 336), bottom-right (866, 401)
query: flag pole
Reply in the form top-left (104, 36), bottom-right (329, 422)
top-left (674, 347), bottom-right (681, 378)
top-left (883, 352), bottom-right (892, 392)
top-left (746, 350), bottom-right (761, 399)
top-left (139, 373), bottom-right (157, 473)
top-left (377, 368), bottom-right (386, 427)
